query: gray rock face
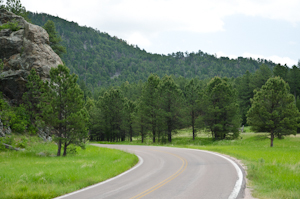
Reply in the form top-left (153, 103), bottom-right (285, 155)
top-left (0, 9), bottom-right (63, 103)
top-left (0, 119), bottom-right (11, 137)
top-left (38, 126), bottom-right (52, 142)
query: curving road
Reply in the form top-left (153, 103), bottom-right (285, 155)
top-left (56, 144), bottom-right (245, 199)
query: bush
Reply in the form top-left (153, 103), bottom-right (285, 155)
top-left (15, 136), bottom-right (28, 148)
top-left (0, 20), bottom-right (20, 31)
top-left (8, 105), bottom-right (30, 133)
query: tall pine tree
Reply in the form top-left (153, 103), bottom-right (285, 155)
top-left (42, 65), bottom-right (88, 156)
top-left (43, 20), bottom-right (66, 57)
top-left (247, 77), bottom-right (300, 147)
top-left (159, 75), bottom-right (183, 142)
top-left (139, 74), bottom-right (160, 142)
top-left (200, 77), bottom-right (240, 140)
top-left (184, 79), bottom-right (201, 140)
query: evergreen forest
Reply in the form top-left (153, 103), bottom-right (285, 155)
top-left (28, 12), bottom-right (277, 92)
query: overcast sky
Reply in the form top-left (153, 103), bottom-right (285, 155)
top-left (17, 0), bottom-right (300, 66)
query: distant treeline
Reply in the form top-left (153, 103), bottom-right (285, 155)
top-left (87, 63), bottom-right (300, 143)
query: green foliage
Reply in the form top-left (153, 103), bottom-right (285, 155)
top-left (9, 105), bottom-right (29, 133)
top-left (159, 75), bottom-right (183, 142)
top-left (28, 12), bottom-right (276, 91)
top-left (235, 71), bottom-right (252, 125)
top-left (14, 136), bottom-right (28, 148)
top-left (0, 0), bottom-right (4, 9)
top-left (273, 64), bottom-right (289, 82)
top-left (0, 19), bottom-right (20, 31)
top-left (23, 69), bottom-right (45, 125)
top-left (139, 74), bottom-right (161, 142)
top-left (95, 88), bottom-right (125, 141)
top-left (0, 59), bottom-right (3, 71)
top-left (42, 64), bottom-right (88, 156)
top-left (0, 136), bottom-right (13, 151)
top-left (287, 65), bottom-right (300, 99)
top-left (184, 79), bottom-right (202, 139)
top-left (200, 77), bottom-right (240, 140)
top-left (0, 96), bottom-right (29, 134)
top-left (250, 64), bottom-right (273, 92)
top-left (4, 0), bottom-right (29, 21)
top-left (247, 77), bottom-right (300, 146)
top-left (43, 20), bottom-right (66, 57)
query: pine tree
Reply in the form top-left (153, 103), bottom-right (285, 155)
top-left (139, 74), bottom-right (160, 142)
top-left (287, 65), bottom-right (300, 100)
top-left (98, 89), bottom-right (125, 142)
top-left (133, 101), bottom-right (147, 143)
top-left (273, 64), bottom-right (288, 82)
top-left (0, 0), bottom-right (4, 9)
top-left (200, 77), bottom-right (240, 140)
top-left (122, 99), bottom-right (136, 141)
top-left (43, 20), bottom-right (66, 57)
top-left (42, 65), bottom-right (88, 156)
top-left (250, 64), bottom-right (272, 91)
top-left (184, 79), bottom-right (201, 140)
top-left (159, 75), bottom-right (183, 142)
top-left (22, 69), bottom-right (44, 125)
top-left (247, 77), bottom-right (300, 147)
top-left (236, 71), bottom-right (252, 125)
top-left (5, 0), bottom-right (29, 21)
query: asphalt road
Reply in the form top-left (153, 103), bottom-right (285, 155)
top-left (56, 144), bottom-right (245, 199)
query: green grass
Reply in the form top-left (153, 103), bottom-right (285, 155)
top-left (0, 136), bottom-right (138, 199)
top-left (96, 128), bottom-right (300, 199)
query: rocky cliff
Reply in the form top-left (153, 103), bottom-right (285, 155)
top-left (0, 9), bottom-right (63, 104)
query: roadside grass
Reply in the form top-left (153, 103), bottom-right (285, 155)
top-left (0, 135), bottom-right (138, 199)
top-left (96, 128), bottom-right (300, 199)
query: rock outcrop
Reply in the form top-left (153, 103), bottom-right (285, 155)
top-left (0, 9), bottom-right (63, 104)
top-left (0, 119), bottom-right (11, 137)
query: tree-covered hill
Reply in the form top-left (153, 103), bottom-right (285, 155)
top-left (28, 12), bottom-right (276, 91)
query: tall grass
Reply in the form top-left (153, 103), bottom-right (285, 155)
top-left (97, 129), bottom-right (300, 199)
top-left (0, 136), bottom-right (138, 199)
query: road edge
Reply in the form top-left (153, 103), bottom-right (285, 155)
top-left (183, 148), bottom-right (244, 199)
top-left (54, 153), bottom-right (144, 199)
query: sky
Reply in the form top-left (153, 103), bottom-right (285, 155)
top-left (15, 0), bottom-right (300, 66)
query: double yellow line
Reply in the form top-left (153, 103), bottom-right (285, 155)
top-left (130, 150), bottom-right (188, 199)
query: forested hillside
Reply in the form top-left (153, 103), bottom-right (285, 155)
top-left (28, 12), bottom-right (276, 91)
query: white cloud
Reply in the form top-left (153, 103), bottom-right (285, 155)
top-left (235, 0), bottom-right (300, 25)
top-left (22, 0), bottom-right (300, 35)
top-left (19, 0), bottom-right (299, 63)
top-left (127, 32), bottom-right (152, 47)
top-left (216, 51), bottom-right (298, 67)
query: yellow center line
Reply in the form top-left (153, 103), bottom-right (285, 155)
top-left (130, 150), bottom-right (188, 199)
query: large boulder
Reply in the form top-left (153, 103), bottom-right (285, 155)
top-left (0, 9), bottom-right (63, 104)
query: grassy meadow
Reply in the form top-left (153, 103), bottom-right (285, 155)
top-left (97, 129), bottom-right (300, 199)
top-left (0, 136), bottom-right (138, 199)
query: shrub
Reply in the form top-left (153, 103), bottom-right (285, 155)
top-left (0, 20), bottom-right (20, 31)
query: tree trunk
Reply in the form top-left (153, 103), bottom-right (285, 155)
top-left (192, 110), bottom-right (195, 140)
top-left (141, 118), bottom-right (144, 143)
top-left (168, 120), bottom-right (172, 142)
top-left (63, 142), bottom-right (67, 156)
top-left (57, 139), bottom-right (61, 156)
top-left (152, 129), bottom-right (156, 143)
top-left (270, 131), bottom-right (274, 147)
top-left (130, 125), bottom-right (133, 142)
